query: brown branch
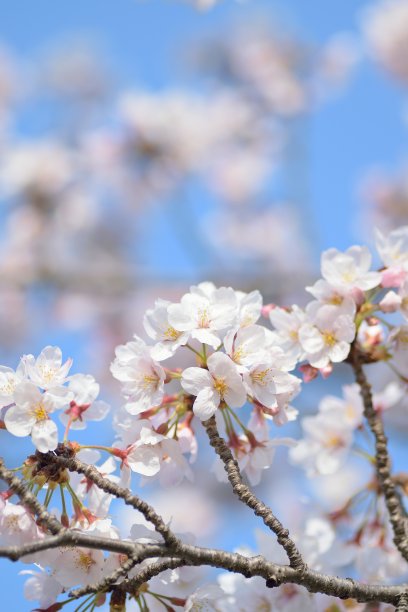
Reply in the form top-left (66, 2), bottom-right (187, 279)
top-left (119, 558), bottom-right (188, 594)
top-left (0, 459), bottom-right (63, 536)
top-left (2, 447), bottom-right (407, 606)
top-left (351, 349), bottom-right (408, 563)
top-left (0, 531), bottom-right (164, 562)
top-left (202, 415), bottom-right (305, 570)
top-left (0, 511), bottom-right (405, 605)
top-left (49, 453), bottom-right (180, 548)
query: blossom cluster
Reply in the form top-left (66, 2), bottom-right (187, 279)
top-left (2, 227), bottom-right (408, 610)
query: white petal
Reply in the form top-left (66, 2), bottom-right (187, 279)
top-left (4, 405), bottom-right (35, 436)
top-left (31, 419), bottom-right (58, 452)
top-left (193, 388), bottom-right (220, 420)
top-left (181, 367), bottom-right (213, 396)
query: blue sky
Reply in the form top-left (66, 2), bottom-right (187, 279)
top-left (1, 0), bottom-right (407, 609)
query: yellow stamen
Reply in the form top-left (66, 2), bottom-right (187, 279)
top-left (38, 365), bottom-right (57, 383)
top-left (213, 377), bottom-right (228, 397)
top-left (328, 295), bottom-right (343, 306)
top-left (197, 308), bottom-right (210, 329)
top-left (75, 550), bottom-right (96, 573)
top-left (33, 403), bottom-right (48, 421)
top-left (251, 369), bottom-right (270, 386)
top-left (142, 374), bottom-right (159, 390)
top-left (163, 326), bottom-right (181, 341)
top-left (323, 331), bottom-right (337, 347)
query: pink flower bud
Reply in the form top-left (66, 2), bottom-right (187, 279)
top-left (299, 364), bottom-right (319, 383)
top-left (381, 266), bottom-right (407, 288)
top-left (261, 303), bottom-right (276, 318)
top-left (379, 291), bottom-right (401, 313)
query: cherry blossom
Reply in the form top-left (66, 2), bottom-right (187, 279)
top-left (59, 373), bottom-right (110, 430)
top-left (21, 569), bottom-right (63, 610)
top-left (320, 245), bottom-right (381, 293)
top-left (223, 324), bottom-right (268, 370)
top-left (23, 345), bottom-right (73, 391)
top-left (168, 286), bottom-right (238, 349)
top-left (181, 352), bottom-right (247, 419)
top-left (376, 226), bottom-right (408, 282)
top-left (143, 298), bottom-right (190, 360)
top-left (4, 381), bottom-right (68, 452)
top-left (0, 359), bottom-right (26, 408)
top-left (299, 304), bottom-right (356, 368)
top-left (110, 336), bottom-right (165, 415)
top-left (268, 305), bottom-right (307, 362)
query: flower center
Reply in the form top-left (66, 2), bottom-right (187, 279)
top-left (75, 550), bottom-right (96, 573)
top-left (142, 374), bottom-right (159, 390)
top-left (251, 369), bottom-right (270, 386)
top-left (197, 308), bottom-right (210, 329)
top-left (163, 326), bottom-right (181, 341)
top-left (323, 331), bottom-right (337, 347)
top-left (38, 365), bottom-right (57, 383)
top-left (213, 377), bottom-right (228, 397)
top-left (33, 402), bottom-right (48, 421)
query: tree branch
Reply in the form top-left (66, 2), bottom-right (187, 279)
top-left (2, 446), bottom-right (407, 607)
top-left (202, 415), bottom-right (305, 570)
top-left (0, 459), bottom-right (64, 536)
top-left (49, 453), bottom-right (180, 548)
top-left (351, 348), bottom-right (408, 563)
top-left (119, 558), bottom-right (188, 595)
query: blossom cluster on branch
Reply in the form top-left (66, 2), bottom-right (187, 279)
top-left (1, 227), bottom-right (408, 611)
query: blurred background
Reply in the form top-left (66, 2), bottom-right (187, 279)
top-left (1, 0), bottom-right (408, 608)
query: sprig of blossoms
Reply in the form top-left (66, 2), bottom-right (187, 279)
top-left (3, 229), bottom-right (408, 610)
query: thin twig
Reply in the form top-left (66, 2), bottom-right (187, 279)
top-left (0, 459), bottom-right (63, 536)
top-left (50, 454), bottom-right (180, 548)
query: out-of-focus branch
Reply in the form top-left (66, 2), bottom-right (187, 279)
top-left (202, 415), bottom-right (305, 570)
top-left (351, 347), bottom-right (408, 563)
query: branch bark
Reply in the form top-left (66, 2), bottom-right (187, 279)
top-left (202, 415), bottom-right (305, 570)
top-left (0, 457), bottom-right (407, 606)
top-left (351, 348), bottom-right (408, 563)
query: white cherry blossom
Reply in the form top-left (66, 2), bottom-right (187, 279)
top-left (144, 298), bottom-right (190, 360)
top-left (320, 245), bottom-right (381, 292)
top-left (168, 286), bottom-right (238, 349)
top-left (243, 359), bottom-right (300, 409)
top-left (123, 419), bottom-right (194, 486)
top-left (299, 304), bottom-right (355, 368)
top-left (181, 352), bottom-right (247, 420)
top-left (185, 584), bottom-right (225, 611)
top-left (110, 335), bottom-right (165, 415)
top-left (59, 373), bottom-right (110, 430)
top-left (235, 289), bottom-right (262, 327)
top-left (223, 324), bottom-right (267, 370)
top-left (23, 345), bottom-right (72, 390)
top-left (0, 360), bottom-right (26, 408)
top-left (4, 381), bottom-right (68, 452)
top-left (305, 279), bottom-right (357, 314)
top-left (21, 569), bottom-right (63, 610)
top-left (375, 226), bottom-right (408, 282)
top-left (0, 501), bottom-right (42, 547)
top-left (268, 305), bottom-right (307, 362)
top-left (290, 411), bottom-right (354, 476)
